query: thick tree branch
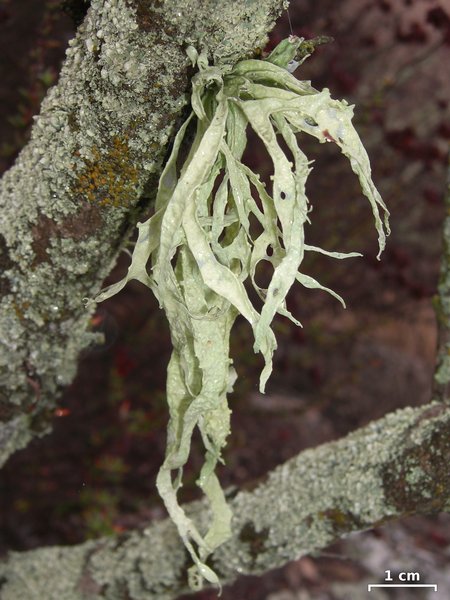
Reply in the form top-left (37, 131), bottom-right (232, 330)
top-left (1, 401), bottom-right (449, 599)
top-left (0, 0), bottom-right (286, 466)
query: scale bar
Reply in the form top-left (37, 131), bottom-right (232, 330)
top-left (368, 584), bottom-right (437, 591)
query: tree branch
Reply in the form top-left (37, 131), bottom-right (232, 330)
top-left (433, 149), bottom-right (450, 401)
top-left (1, 401), bottom-right (449, 599)
top-left (0, 0), bottom-right (286, 466)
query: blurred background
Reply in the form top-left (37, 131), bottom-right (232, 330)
top-left (0, 0), bottom-right (449, 598)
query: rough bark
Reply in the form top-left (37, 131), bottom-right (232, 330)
top-left (433, 150), bottom-right (450, 400)
top-left (0, 0), bottom-right (286, 466)
top-left (0, 401), bottom-right (449, 599)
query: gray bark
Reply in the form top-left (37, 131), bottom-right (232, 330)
top-left (1, 401), bottom-right (449, 599)
top-left (434, 152), bottom-right (450, 399)
top-left (0, 0), bottom-right (286, 466)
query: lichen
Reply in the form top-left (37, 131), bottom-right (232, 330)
top-left (0, 543), bottom-right (93, 600)
top-left (0, 0), bottom-right (286, 465)
top-left (73, 137), bottom-right (140, 207)
top-left (215, 404), bottom-right (450, 579)
top-left (1, 404), bottom-right (449, 598)
top-left (382, 407), bottom-right (450, 513)
top-left (92, 36), bottom-right (389, 590)
top-left (434, 162), bottom-right (450, 393)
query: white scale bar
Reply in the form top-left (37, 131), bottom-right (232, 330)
top-left (368, 584), bottom-right (438, 591)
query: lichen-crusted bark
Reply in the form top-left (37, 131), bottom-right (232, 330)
top-left (0, 0), bottom-right (286, 466)
top-left (434, 151), bottom-right (450, 399)
top-left (1, 402), bottom-right (449, 599)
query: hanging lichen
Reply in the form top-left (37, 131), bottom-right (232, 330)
top-left (91, 36), bottom-right (390, 590)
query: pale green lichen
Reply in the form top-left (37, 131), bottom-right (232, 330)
top-left (216, 404), bottom-right (444, 578)
top-left (0, 0), bottom-right (168, 428)
top-left (0, 544), bottom-right (93, 600)
top-left (0, 415), bottom-right (35, 468)
top-left (92, 36), bottom-right (389, 589)
top-left (0, 0), bottom-right (286, 464)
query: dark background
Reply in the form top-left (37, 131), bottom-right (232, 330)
top-left (0, 0), bottom-right (449, 598)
